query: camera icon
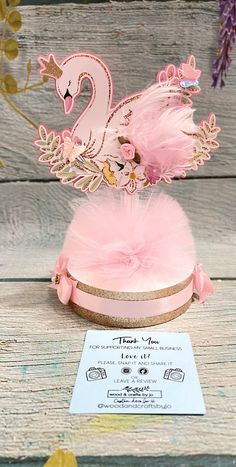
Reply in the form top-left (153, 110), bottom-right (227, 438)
top-left (163, 368), bottom-right (185, 382)
top-left (86, 367), bottom-right (107, 381)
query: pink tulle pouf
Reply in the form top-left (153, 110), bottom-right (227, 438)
top-left (51, 192), bottom-right (213, 327)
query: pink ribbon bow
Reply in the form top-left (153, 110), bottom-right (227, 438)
top-left (193, 264), bottom-right (214, 303)
top-left (50, 255), bottom-right (73, 305)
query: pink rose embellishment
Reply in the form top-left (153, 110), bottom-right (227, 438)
top-left (50, 255), bottom-right (73, 305)
top-left (120, 143), bottom-right (136, 161)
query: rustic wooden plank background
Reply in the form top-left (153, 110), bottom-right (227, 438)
top-left (1, 179), bottom-right (236, 279)
top-left (1, 281), bottom-right (236, 464)
top-left (0, 1), bottom-right (236, 466)
top-left (0, 1), bottom-right (235, 180)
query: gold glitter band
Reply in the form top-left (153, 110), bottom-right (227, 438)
top-left (70, 298), bottom-right (192, 328)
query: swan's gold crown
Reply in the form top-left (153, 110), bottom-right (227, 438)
top-left (39, 54), bottom-right (62, 79)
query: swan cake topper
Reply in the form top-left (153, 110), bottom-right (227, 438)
top-left (35, 52), bottom-right (220, 194)
top-left (35, 51), bottom-right (219, 326)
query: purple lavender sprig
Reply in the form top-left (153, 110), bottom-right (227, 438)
top-left (212, 0), bottom-right (236, 88)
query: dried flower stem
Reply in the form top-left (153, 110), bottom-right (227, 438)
top-left (0, 18), bottom-right (7, 83)
top-left (15, 80), bottom-right (46, 93)
top-left (212, 0), bottom-right (236, 88)
top-left (1, 91), bottom-right (38, 129)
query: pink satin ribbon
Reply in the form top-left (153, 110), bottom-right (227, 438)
top-left (51, 257), bottom-right (214, 316)
top-left (71, 281), bottom-right (193, 318)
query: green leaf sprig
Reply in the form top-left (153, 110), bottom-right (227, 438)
top-left (0, 0), bottom-right (48, 143)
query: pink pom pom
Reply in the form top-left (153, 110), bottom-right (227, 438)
top-left (62, 191), bottom-right (196, 292)
top-left (126, 84), bottom-right (197, 182)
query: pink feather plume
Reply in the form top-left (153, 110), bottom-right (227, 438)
top-left (126, 84), bottom-right (197, 182)
top-left (62, 191), bottom-right (196, 292)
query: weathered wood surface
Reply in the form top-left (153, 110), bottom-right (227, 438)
top-left (1, 457), bottom-right (236, 467)
top-left (0, 1), bottom-right (235, 180)
top-left (1, 178), bottom-right (236, 279)
top-left (0, 280), bottom-right (235, 464)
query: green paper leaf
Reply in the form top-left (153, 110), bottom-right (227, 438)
top-left (43, 75), bottom-right (49, 83)
top-left (9, 0), bottom-right (21, 6)
top-left (4, 38), bottom-right (19, 60)
top-left (4, 74), bottom-right (17, 94)
top-left (51, 161), bottom-right (66, 173)
top-left (35, 140), bottom-right (47, 148)
top-left (38, 151), bottom-right (54, 163)
top-left (7, 10), bottom-right (22, 32)
top-left (54, 146), bottom-right (63, 159)
top-left (56, 166), bottom-right (71, 176)
top-left (50, 135), bottom-right (61, 151)
top-left (39, 125), bottom-right (47, 141)
top-left (58, 171), bottom-right (77, 183)
top-left (47, 132), bottom-right (54, 144)
top-left (26, 59), bottom-right (32, 77)
top-left (0, 0), bottom-right (6, 21)
top-left (89, 174), bottom-right (103, 192)
top-left (83, 158), bottom-right (100, 173)
top-left (74, 175), bottom-right (93, 191)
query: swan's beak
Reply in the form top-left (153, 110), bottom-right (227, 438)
top-left (63, 89), bottom-right (73, 114)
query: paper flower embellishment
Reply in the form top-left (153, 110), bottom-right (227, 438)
top-left (35, 53), bottom-right (220, 193)
top-left (181, 63), bottom-right (201, 81)
top-left (180, 62), bottom-right (201, 89)
top-left (62, 130), bottom-right (85, 164)
top-left (119, 162), bottom-right (147, 194)
top-left (120, 143), bottom-right (136, 160)
top-left (156, 55), bottom-right (201, 97)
